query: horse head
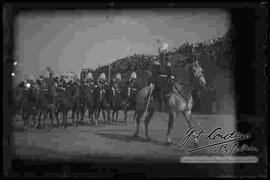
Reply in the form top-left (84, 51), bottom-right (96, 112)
top-left (190, 60), bottom-right (206, 88)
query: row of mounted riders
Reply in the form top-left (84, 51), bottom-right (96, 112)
top-left (14, 78), bottom-right (138, 129)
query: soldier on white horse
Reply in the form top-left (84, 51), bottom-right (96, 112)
top-left (149, 43), bottom-right (174, 111)
top-left (133, 41), bottom-right (207, 145)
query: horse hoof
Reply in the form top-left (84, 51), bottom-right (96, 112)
top-left (133, 133), bottom-right (138, 138)
top-left (192, 141), bottom-right (199, 147)
top-left (166, 141), bottom-right (172, 146)
top-left (166, 138), bottom-right (172, 145)
top-left (145, 137), bottom-right (151, 141)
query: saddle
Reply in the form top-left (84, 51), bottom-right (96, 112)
top-left (151, 75), bottom-right (172, 112)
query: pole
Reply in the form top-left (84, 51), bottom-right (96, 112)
top-left (108, 63), bottom-right (111, 83)
top-left (142, 84), bottom-right (154, 119)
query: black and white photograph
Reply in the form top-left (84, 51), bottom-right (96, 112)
top-left (3, 2), bottom-right (267, 178)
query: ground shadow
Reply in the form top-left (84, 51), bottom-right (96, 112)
top-left (94, 132), bottom-right (169, 147)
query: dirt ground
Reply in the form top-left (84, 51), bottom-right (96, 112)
top-left (11, 111), bottom-right (235, 162)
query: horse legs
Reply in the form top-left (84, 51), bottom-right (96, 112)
top-left (80, 105), bottom-right (84, 125)
top-left (144, 109), bottom-right (154, 141)
top-left (96, 108), bottom-right (101, 121)
top-left (183, 110), bottom-right (193, 129)
top-left (133, 110), bottom-right (143, 137)
top-left (43, 110), bottom-right (48, 128)
top-left (37, 111), bottom-right (43, 128)
top-left (90, 107), bottom-right (94, 124)
top-left (64, 111), bottom-right (68, 129)
top-left (88, 106), bottom-right (91, 119)
top-left (133, 110), bottom-right (137, 123)
top-left (49, 107), bottom-right (55, 127)
top-left (102, 109), bottom-right (106, 122)
top-left (123, 109), bottom-right (127, 123)
top-left (166, 112), bottom-right (176, 144)
top-left (115, 110), bottom-right (119, 123)
top-left (183, 110), bottom-right (198, 144)
top-left (62, 111), bottom-right (65, 127)
top-left (111, 110), bottom-right (115, 122)
top-left (55, 109), bottom-right (60, 127)
top-left (94, 108), bottom-right (99, 125)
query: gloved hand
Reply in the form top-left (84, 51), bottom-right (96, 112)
top-left (150, 83), bottom-right (155, 88)
top-left (170, 76), bottom-right (175, 80)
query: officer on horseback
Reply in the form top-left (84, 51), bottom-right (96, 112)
top-left (86, 72), bottom-right (95, 87)
top-left (112, 73), bottom-right (121, 89)
top-left (97, 73), bottom-right (108, 88)
top-left (127, 71), bottom-right (138, 93)
top-left (149, 43), bottom-right (174, 111)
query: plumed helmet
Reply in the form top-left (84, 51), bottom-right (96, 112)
top-left (167, 62), bottom-right (172, 67)
top-left (160, 43), bottom-right (169, 53)
top-left (86, 72), bottom-right (93, 80)
top-left (115, 73), bottom-right (121, 81)
top-left (99, 73), bottom-right (106, 81)
top-left (28, 75), bottom-right (35, 83)
top-left (153, 60), bottom-right (160, 65)
top-left (44, 70), bottom-right (50, 78)
top-left (130, 72), bottom-right (137, 80)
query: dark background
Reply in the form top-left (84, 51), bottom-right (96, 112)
top-left (3, 2), bottom-right (267, 178)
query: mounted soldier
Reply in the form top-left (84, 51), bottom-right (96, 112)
top-left (127, 71), bottom-right (138, 96)
top-left (123, 71), bottom-right (138, 123)
top-left (111, 73), bottom-right (121, 89)
top-left (109, 73), bottom-right (123, 122)
top-left (97, 73), bottom-right (108, 88)
top-left (86, 72), bottom-right (95, 87)
top-left (93, 72), bottom-right (110, 123)
top-left (149, 43), bottom-right (174, 111)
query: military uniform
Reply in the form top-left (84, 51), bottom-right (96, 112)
top-left (150, 43), bottom-right (173, 111)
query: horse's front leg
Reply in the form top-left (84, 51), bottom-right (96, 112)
top-left (183, 110), bottom-right (198, 145)
top-left (102, 108), bottom-right (106, 122)
top-left (133, 109), bottom-right (143, 138)
top-left (55, 108), bottom-right (60, 127)
top-left (76, 105), bottom-right (80, 125)
top-left (144, 109), bottom-right (154, 141)
top-left (96, 108), bottom-right (101, 121)
top-left (166, 112), bottom-right (176, 144)
top-left (123, 109), bottom-right (127, 123)
top-left (49, 106), bottom-right (55, 127)
top-left (37, 110), bottom-right (43, 128)
top-left (115, 110), bottom-right (119, 123)
top-left (62, 111), bottom-right (65, 127)
top-left (106, 105), bottom-right (111, 122)
top-left (43, 110), bottom-right (48, 128)
top-left (64, 111), bottom-right (68, 129)
top-left (112, 109), bottom-right (116, 122)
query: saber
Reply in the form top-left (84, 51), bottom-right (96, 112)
top-left (142, 84), bottom-right (154, 119)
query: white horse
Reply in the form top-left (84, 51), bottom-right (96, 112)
top-left (133, 59), bottom-right (207, 144)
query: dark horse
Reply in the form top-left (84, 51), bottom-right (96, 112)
top-left (36, 79), bottom-right (58, 128)
top-left (77, 81), bottom-right (95, 125)
top-left (108, 81), bottom-right (124, 123)
top-left (55, 81), bottom-right (79, 128)
top-left (93, 84), bottom-right (110, 124)
top-left (133, 59), bottom-right (207, 144)
top-left (13, 81), bottom-right (25, 115)
top-left (19, 83), bottom-right (40, 128)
